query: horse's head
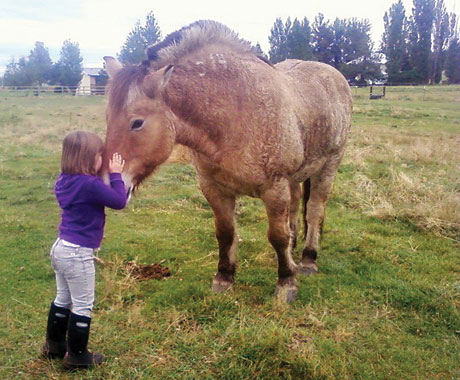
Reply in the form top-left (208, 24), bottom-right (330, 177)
top-left (102, 56), bottom-right (176, 195)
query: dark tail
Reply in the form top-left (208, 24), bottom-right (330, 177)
top-left (302, 178), bottom-right (311, 240)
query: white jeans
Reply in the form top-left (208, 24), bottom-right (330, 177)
top-left (50, 238), bottom-right (95, 318)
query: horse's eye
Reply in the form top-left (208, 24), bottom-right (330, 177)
top-left (131, 119), bottom-right (144, 131)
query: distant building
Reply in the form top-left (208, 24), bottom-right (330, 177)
top-left (76, 68), bottom-right (107, 95)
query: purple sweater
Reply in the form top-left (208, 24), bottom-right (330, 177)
top-left (54, 173), bottom-right (127, 248)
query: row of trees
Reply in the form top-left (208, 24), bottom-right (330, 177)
top-left (267, 0), bottom-right (460, 84)
top-left (268, 15), bottom-right (381, 84)
top-left (3, 40), bottom-right (84, 87)
top-left (3, 4), bottom-right (460, 87)
top-left (382, 0), bottom-right (459, 84)
top-left (1, 12), bottom-right (161, 87)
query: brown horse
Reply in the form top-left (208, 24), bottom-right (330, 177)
top-left (102, 21), bottom-right (352, 302)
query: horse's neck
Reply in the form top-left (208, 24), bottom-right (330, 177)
top-left (174, 119), bottom-right (221, 162)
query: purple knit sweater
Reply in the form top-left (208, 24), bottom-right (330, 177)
top-left (54, 173), bottom-right (127, 248)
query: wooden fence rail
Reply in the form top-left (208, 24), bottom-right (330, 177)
top-left (0, 86), bottom-right (107, 95)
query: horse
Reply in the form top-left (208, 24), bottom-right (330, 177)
top-left (102, 20), bottom-right (352, 302)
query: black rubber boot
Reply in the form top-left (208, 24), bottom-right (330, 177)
top-left (63, 312), bottom-right (104, 370)
top-left (41, 302), bottom-right (70, 359)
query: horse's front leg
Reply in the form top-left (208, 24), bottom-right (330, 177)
top-left (262, 178), bottom-right (298, 302)
top-left (199, 178), bottom-right (237, 293)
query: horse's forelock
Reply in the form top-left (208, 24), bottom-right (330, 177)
top-left (108, 64), bottom-right (149, 115)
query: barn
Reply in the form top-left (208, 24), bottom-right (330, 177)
top-left (76, 68), bottom-right (107, 95)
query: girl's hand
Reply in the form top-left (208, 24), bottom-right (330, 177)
top-left (109, 152), bottom-right (125, 174)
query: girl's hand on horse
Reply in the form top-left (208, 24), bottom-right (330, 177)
top-left (109, 152), bottom-right (125, 174)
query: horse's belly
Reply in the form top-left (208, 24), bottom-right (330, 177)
top-left (291, 157), bottom-right (328, 182)
top-left (193, 154), bottom-right (266, 197)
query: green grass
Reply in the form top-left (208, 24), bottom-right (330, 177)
top-left (0, 87), bottom-right (459, 379)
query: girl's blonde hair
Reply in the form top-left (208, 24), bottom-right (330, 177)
top-left (61, 131), bottom-right (104, 175)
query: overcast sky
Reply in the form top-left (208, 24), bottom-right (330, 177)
top-left (0, 0), bottom-right (458, 74)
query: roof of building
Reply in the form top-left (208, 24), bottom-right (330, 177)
top-left (82, 68), bottom-right (103, 76)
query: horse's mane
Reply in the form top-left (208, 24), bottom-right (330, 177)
top-left (108, 21), bottom-right (262, 113)
top-left (146, 20), bottom-right (255, 69)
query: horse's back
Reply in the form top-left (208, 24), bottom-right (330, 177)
top-left (276, 60), bottom-right (351, 103)
top-left (276, 60), bottom-right (352, 157)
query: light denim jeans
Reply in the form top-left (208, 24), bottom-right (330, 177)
top-left (50, 238), bottom-right (96, 318)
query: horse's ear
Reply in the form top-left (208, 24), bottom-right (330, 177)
top-left (161, 65), bottom-right (174, 90)
top-left (103, 56), bottom-right (123, 77)
top-left (143, 64), bottom-right (174, 98)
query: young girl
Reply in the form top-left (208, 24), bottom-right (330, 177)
top-left (42, 130), bottom-right (127, 370)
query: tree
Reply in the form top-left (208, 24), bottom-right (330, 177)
top-left (445, 14), bottom-right (460, 84)
top-left (254, 43), bottom-right (268, 61)
top-left (119, 11), bottom-right (161, 64)
top-left (340, 19), bottom-right (382, 85)
top-left (408, 0), bottom-right (435, 83)
top-left (28, 41), bottom-right (53, 85)
top-left (430, 0), bottom-right (449, 83)
top-left (53, 40), bottom-right (83, 87)
top-left (268, 17), bottom-right (290, 63)
top-left (3, 57), bottom-right (34, 86)
top-left (381, 0), bottom-right (413, 83)
top-left (287, 17), bottom-right (314, 61)
top-left (312, 14), bottom-right (380, 82)
top-left (312, 13), bottom-right (335, 66)
top-left (269, 17), bottom-right (314, 63)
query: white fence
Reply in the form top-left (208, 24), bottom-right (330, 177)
top-left (0, 86), bottom-right (106, 95)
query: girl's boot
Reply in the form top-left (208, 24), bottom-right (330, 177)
top-left (41, 302), bottom-right (70, 359)
top-left (63, 312), bottom-right (104, 370)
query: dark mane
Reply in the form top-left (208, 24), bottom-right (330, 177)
top-left (147, 21), bottom-right (204, 61)
top-left (107, 21), bottom-right (271, 111)
top-left (146, 20), bottom-right (255, 70)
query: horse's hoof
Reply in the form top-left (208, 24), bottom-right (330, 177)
top-left (274, 285), bottom-right (298, 303)
top-left (299, 262), bottom-right (318, 276)
top-left (212, 280), bottom-right (233, 293)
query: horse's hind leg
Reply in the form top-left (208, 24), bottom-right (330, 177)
top-left (261, 178), bottom-right (298, 302)
top-left (300, 160), bottom-right (340, 275)
top-left (289, 182), bottom-right (302, 250)
top-left (199, 178), bottom-right (237, 293)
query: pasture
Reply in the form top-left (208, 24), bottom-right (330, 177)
top-left (0, 86), bottom-right (459, 379)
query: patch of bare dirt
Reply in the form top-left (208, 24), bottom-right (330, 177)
top-left (123, 261), bottom-right (171, 280)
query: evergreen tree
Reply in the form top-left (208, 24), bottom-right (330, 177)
top-left (381, 1), bottom-right (413, 83)
top-left (430, 0), bottom-right (449, 83)
top-left (3, 57), bottom-right (33, 86)
top-left (54, 40), bottom-right (83, 87)
top-left (332, 18), bottom-right (346, 68)
top-left (27, 41), bottom-right (53, 85)
top-left (287, 17), bottom-right (314, 61)
top-left (254, 43), bottom-right (268, 61)
top-left (312, 13), bottom-right (335, 65)
top-left (445, 14), bottom-right (460, 83)
top-left (119, 11), bottom-right (161, 64)
top-left (269, 17), bottom-right (314, 63)
top-left (268, 17), bottom-right (290, 63)
top-left (409, 0), bottom-right (435, 83)
top-left (445, 39), bottom-right (460, 83)
top-left (340, 19), bottom-right (381, 84)
top-left (312, 13), bottom-right (380, 83)
top-left (142, 11), bottom-right (162, 46)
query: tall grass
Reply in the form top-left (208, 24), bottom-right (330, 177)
top-left (0, 86), bottom-right (459, 379)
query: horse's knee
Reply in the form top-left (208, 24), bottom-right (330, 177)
top-left (215, 224), bottom-right (235, 247)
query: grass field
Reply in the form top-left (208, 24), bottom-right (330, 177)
top-left (0, 86), bottom-right (459, 379)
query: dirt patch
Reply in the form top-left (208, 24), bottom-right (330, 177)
top-left (95, 256), bottom-right (171, 281)
top-left (123, 261), bottom-right (171, 280)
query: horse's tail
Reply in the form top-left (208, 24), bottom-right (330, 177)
top-left (302, 178), bottom-right (311, 240)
